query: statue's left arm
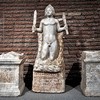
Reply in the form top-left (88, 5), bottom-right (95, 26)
top-left (56, 19), bottom-right (67, 32)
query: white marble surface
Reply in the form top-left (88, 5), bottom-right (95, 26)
top-left (34, 32), bottom-right (65, 72)
top-left (0, 51), bottom-right (25, 96)
top-left (0, 51), bottom-right (24, 61)
top-left (81, 51), bottom-right (100, 96)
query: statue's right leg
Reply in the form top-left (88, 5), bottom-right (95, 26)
top-left (41, 43), bottom-right (49, 60)
top-left (49, 41), bottom-right (58, 61)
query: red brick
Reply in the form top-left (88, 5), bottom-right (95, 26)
top-left (0, 0), bottom-right (99, 85)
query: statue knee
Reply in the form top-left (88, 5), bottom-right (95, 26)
top-left (50, 56), bottom-right (55, 61)
top-left (41, 54), bottom-right (47, 60)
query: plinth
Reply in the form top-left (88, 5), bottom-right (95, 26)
top-left (81, 51), bottom-right (100, 96)
top-left (32, 67), bottom-right (65, 93)
top-left (0, 59), bottom-right (25, 96)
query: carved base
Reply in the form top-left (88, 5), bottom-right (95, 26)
top-left (32, 70), bottom-right (65, 93)
top-left (81, 51), bottom-right (100, 96)
top-left (33, 59), bottom-right (61, 72)
top-left (0, 83), bottom-right (25, 96)
top-left (0, 60), bottom-right (25, 96)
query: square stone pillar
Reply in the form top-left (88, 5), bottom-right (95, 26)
top-left (32, 69), bottom-right (65, 93)
top-left (0, 59), bottom-right (25, 96)
top-left (81, 51), bottom-right (100, 96)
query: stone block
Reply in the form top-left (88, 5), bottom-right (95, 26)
top-left (0, 51), bottom-right (25, 96)
top-left (81, 51), bottom-right (100, 96)
top-left (32, 70), bottom-right (65, 93)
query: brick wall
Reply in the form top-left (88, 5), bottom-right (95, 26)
top-left (0, 0), bottom-right (100, 88)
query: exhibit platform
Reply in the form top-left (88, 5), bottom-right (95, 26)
top-left (0, 85), bottom-right (100, 100)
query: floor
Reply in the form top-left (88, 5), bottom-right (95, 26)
top-left (0, 85), bottom-right (100, 100)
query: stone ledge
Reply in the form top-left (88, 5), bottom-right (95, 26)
top-left (82, 51), bottom-right (100, 62)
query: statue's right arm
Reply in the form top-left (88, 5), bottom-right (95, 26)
top-left (32, 20), bottom-right (43, 33)
top-left (36, 20), bottom-right (43, 33)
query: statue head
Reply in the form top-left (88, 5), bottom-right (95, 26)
top-left (45, 4), bottom-right (55, 16)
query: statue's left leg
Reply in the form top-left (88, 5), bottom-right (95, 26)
top-left (41, 43), bottom-right (49, 60)
top-left (49, 41), bottom-right (58, 61)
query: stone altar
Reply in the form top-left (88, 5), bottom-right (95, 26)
top-left (81, 51), bottom-right (100, 96)
top-left (32, 5), bottom-right (68, 93)
top-left (0, 51), bottom-right (25, 96)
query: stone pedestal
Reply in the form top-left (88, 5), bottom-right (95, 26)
top-left (0, 52), bottom-right (25, 96)
top-left (32, 33), bottom-right (65, 93)
top-left (81, 51), bottom-right (100, 96)
top-left (32, 71), bottom-right (65, 93)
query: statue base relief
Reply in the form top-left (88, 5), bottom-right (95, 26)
top-left (32, 70), bottom-right (65, 93)
top-left (33, 58), bottom-right (61, 72)
top-left (0, 52), bottom-right (25, 96)
top-left (32, 33), bottom-right (66, 93)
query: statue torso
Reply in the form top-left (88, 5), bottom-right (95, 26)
top-left (42, 18), bottom-right (58, 44)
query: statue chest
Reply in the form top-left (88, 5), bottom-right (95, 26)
top-left (43, 24), bottom-right (57, 33)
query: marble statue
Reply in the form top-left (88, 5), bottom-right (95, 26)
top-left (32, 4), bottom-right (69, 93)
top-left (32, 4), bottom-right (68, 72)
top-left (32, 4), bottom-right (68, 61)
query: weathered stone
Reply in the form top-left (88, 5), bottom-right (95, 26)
top-left (32, 32), bottom-right (65, 93)
top-left (0, 51), bottom-right (25, 96)
top-left (32, 5), bottom-right (67, 93)
top-left (81, 51), bottom-right (100, 96)
top-left (32, 71), bottom-right (65, 93)
top-left (33, 32), bottom-right (65, 73)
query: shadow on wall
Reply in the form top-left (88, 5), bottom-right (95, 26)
top-left (24, 64), bottom-right (33, 90)
top-left (66, 62), bottom-right (81, 87)
top-left (24, 63), bottom-right (81, 90)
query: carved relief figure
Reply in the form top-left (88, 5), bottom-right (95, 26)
top-left (32, 4), bottom-right (69, 72)
top-left (32, 4), bottom-right (68, 61)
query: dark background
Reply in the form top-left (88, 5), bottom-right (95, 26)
top-left (0, 0), bottom-right (100, 89)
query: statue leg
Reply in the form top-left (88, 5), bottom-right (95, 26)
top-left (41, 43), bottom-right (49, 60)
top-left (49, 41), bottom-right (58, 61)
